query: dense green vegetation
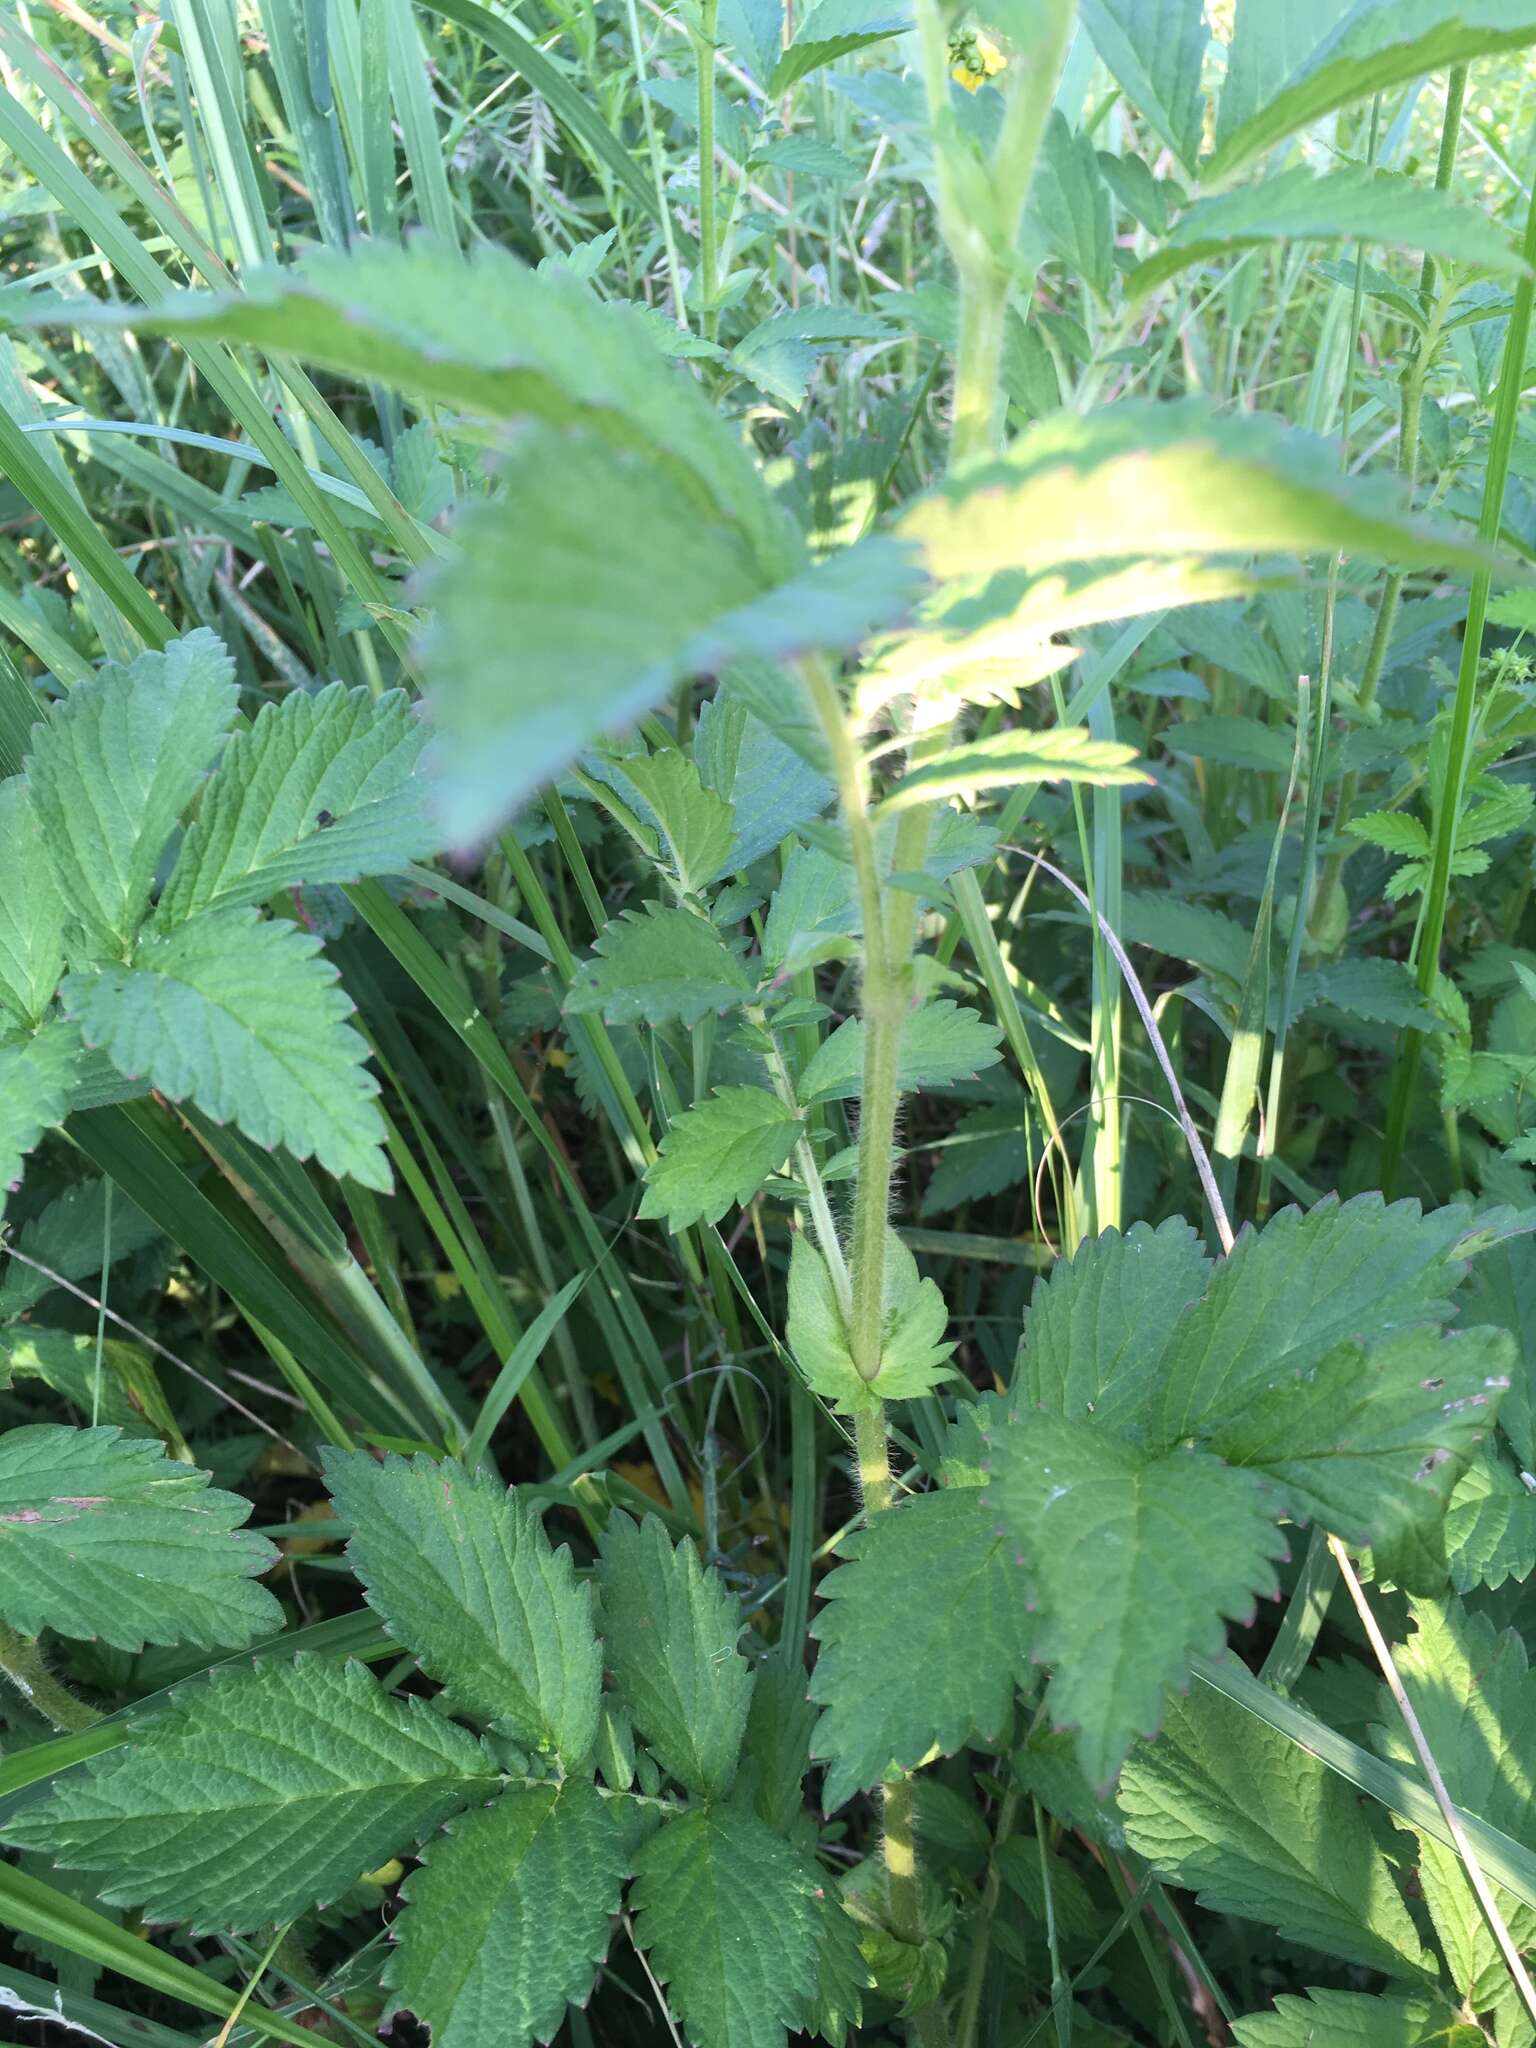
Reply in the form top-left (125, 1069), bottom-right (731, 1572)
top-left (7, 2), bottom-right (1536, 2044)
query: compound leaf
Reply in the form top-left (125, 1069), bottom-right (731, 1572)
top-left (1445, 1451), bottom-right (1536, 1592)
top-left (769, 0), bottom-right (913, 93)
top-left (386, 1778), bottom-right (625, 2048)
top-left (2, 1656), bottom-right (494, 1932)
top-left (25, 631), bottom-right (238, 957)
top-left (1232, 1989), bottom-right (1477, 2046)
top-left (597, 1513), bottom-right (753, 1800)
top-left (1372, 1601), bottom-right (1536, 2029)
top-left (809, 1486), bottom-right (1035, 1810)
top-left (324, 1451), bottom-right (600, 1766)
top-left (1286, 956), bottom-right (1443, 1033)
top-left (631, 1805), bottom-right (824, 2048)
top-left (984, 1411), bottom-right (1286, 1785)
top-left (1130, 167), bottom-right (1527, 300)
top-left (419, 426), bottom-right (914, 843)
top-left (69, 245), bottom-right (779, 561)
top-left (565, 903), bottom-right (752, 1028)
top-left (612, 749), bottom-right (736, 898)
top-left (902, 403), bottom-right (1500, 620)
top-left (761, 842), bottom-right (860, 974)
top-left (879, 726), bottom-right (1146, 811)
top-left (1118, 1685), bottom-right (1431, 1976)
top-left (1080, 0), bottom-right (1207, 168)
top-left (797, 1000), bottom-right (1003, 1104)
top-left (0, 1021), bottom-right (83, 1208)
top-left (639, 1087), bottom-right (802, 1231)
top-left (1151, 1195), bottom-right (1482, 1445)
top-left (0, 778), bottom-right (63, 1029)
top-left (157, 682), bottom-right (435, 924)
top-left (692, 686), bottom-right (833, 873)
top-left (61, 908), bottom-right (390, 1191)
top-left (1209, 0), bottom-right (1536, 180)
top-left (0, 1423), bottom-right (280, 1650)
top-left (787, 1229), bottom-right (955, 1413)
top-left (1016, 1218), bottom-right (1211, 1426)
top-left (0, 1175), bottom-right (160, 1322)
top-left (1210, 1325), bottom-right (1513, 1572)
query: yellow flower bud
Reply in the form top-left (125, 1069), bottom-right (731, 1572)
top-left (951, 28), bottom-right (1007, 92)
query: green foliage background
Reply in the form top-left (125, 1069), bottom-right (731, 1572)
top-left (4, 3), bottom-right (1536, 2046)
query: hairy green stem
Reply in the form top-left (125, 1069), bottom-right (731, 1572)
top-left (1383, 163), bottom-right (1536, 1191)
top-left (809, 26), bottom-right (1075, 2040)
top-left (0, 1622), bottom-right (101, 1732)
top-left (914, 0), bottom-right (1078, 463)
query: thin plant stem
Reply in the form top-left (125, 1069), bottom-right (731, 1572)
top-left (1316, 73), bottom-right (1466, 915)
top-left (694, 0), bottom-right (721, 341)
top-left (622, 0), bottom-right (689, 326)
top-left (954, 1779), bottom-right (1022, 2048)
top-left (1330, 1535), bottom-right (1536, 2029)
top-left (1258, 95), bottom-right (1379, 1221)
top-left (1382, 162), bottom-right (1536, 1191)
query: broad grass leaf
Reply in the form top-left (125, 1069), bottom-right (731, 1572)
top-left (61, 909), bottom-right (391, 1192)
top-left (0, 1423), bottom-right (279, 1649)
top-left (597, 1513), bottom-right (754, 1800)
top-left (1118, 1685), bottom-right (1432, 1975)
top-left (324, 1451), bottom-right (601, 1765)
top-left (386, 1778), bottom-right (625, 2048)
top-left (2, 1656), bottom-right (495, 1931)
top-left (809, 1486), bottom-right (1036, 1809)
